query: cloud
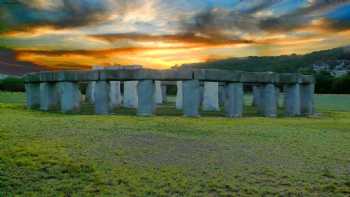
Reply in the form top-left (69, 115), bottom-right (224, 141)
top-left (89, 33), bottom-right (254, 47)
top-left (0, 0), bottom-right (148, 33)
top-left (180, 0), bottom-right (350, 41)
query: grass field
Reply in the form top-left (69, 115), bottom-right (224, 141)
top-left (0, 92), bottom-right (350, 196)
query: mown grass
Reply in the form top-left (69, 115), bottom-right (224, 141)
top-left (0, 92), bottom-right (350, 196)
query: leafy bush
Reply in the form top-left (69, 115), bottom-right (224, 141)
top-left (0, 77), bottom-right (25, 92)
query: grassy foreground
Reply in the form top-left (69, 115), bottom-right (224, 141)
top-left (0, 92), bottom-right (350, 196)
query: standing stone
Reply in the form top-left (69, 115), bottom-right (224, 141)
top-left (110, 81), bottom-right (122, 110)
top-left (155, 81), bottom-right (163, 104)
top-left (58, 82), bottom-right (81, 113)
top-left (25, 83), bottom-right (40, 109)
top-left (40, 82), bottom-right (59, 111)
top-left (262, 83), bottom-right (277, 117)
top-left (253, 85), bottom-right (264, 114)
top-left (202, 82), bottom-right (220, 111)
top-left (161, 85), bottom-right (167, 103)
top-left (182, 80), bottom-right (200, 117)
top-left (224, 83), bottom-right (244, 117)
top-left (86, 81), bottom-right (96, 104)
top-left (94, 81), bottom-right (110, 115)
top-left (219, 85), bottom-right (225, 106)
top-left (300, 83), bottom-right (315, 115)
top-left (284, 84), bottom-right (301, 116)
top-left (276, 87), bottom-right (280, 108)
top-left (123, 81), bottom-right (138, 108)
top-left (176, 81), bottom-right (183, 109)
top-left (199, 85), bottom-right (204, 105)
top-left (137, 80), bottom-right (156, 116)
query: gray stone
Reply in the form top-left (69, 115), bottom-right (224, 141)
top-left (109, 81), bottom-right (122, 110)
top-left (161, 85), bottom-right (167, 103)
top-left (241, 72), bottom-right (279, 83)
top-left (40, 82), bottom-right (59, 111)
top-left (94, 81), bottom-right (111, 115)
top-left (279, 73), bottom-right (302, 84)
top-left (25, 83), bottom-right (40, 109)
top-left (176, 81), bottom-right (183, 109)
top-left (58, 82), bottom-right (81, 113)
top-left (300, 75), bottom-right (315, 84)
top-left (300, 83), bottom-right (315, 115)
top-left (137, 80), bottom-right (156, 116)
top-left (123, 81), bottom-right (138, 108)
top-left (202, 82), bottom-right (220, 111)
top-left (219, 85), bottom-right (225, 106)
top-left (155, 81), bottom-right (163, 104)
top-left (262, 83), bottom-right (277, 117)
top-left (86, 81), bottom-right (96, 104)
top-left (100, 69), bottom-right (193, 81)
top-left (182, 80), bottom-right (200, 117)
top-left (194, 69), bottom-right (242, 82)
top-left (24, 73), bottom-right (40, 83)
top-left (253, 85), bottom-right (264, 114)
top-left (284, 84), bottom-right (301, 116)
top-left (224, 83), bottom-right (244, 117)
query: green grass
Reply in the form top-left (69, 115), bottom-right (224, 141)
top-left (0, 92), bottom-right (350, 196)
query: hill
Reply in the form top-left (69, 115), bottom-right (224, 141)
top-left (180, 46), bottom-right (350, 74)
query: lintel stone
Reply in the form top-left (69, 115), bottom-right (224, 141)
top-left (241, 72), bottom-right (279, 83)
top-left (279, 73), bottom-right (302, 84)
top-left (24, 73), bottom-right (40, 83)
top-left (100, 69), bottom-right (193, 81)
top-left (300, 75), bottom-right (315, 84)
top-left (194, 69), bottom-right (242, 82)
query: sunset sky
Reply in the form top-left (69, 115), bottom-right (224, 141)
top-left (1, 0), bottom-right (350, 70)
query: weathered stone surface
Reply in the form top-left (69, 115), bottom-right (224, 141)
top-left (224, 83), bottom-right (244, 117)
top-left (279, 73), bottom-right (302, 84)
top-left (300, 83), bottom-right (315, 115)
top-left (161, 85), bottom-right (167, 103)
top-left (284, 84), bottom-right (301, 116)
top-left (123, 81), bottom-right (138, 108)
top-left (58, 82), bottom-right (81, 113)
top-left (86, 81), bottom-right (96, 104)
top-left (176, 81), bottom-right (183, 109)
top-left (94, 81), bottom-right (111, 115)
top-left (182, 80), bottom-right (200, 117)
top-left (40, 82), bottom-right (59, 111)
top-left (262, 83), bottom-right (277, 117)
top-left (202, 82), bottom-right (220, 111)
top-left (100, 69), bottom-right (193, 81)
top-left (300, 75), bottom-right (315, 84)
top-left (38, 71), bottom-right (99, 82)
top-left (137, 80), bottom-right (156, 116)
top-left (194, 69), bottom-right (242, 82)
top-left (24, 73), bottom-right (40, 83)
top-left (218, 85), bottom-right (225, 106)
top-left (253, 85), bottom-right (264, 114)
top-left (155, 81), bottom-right (163, 104)
top-left (109, 81), bottom-right (122, 110)
top-left (25, 83), bottom-right (40, 109)
top-left (241, 72), bottom-right (279, 83)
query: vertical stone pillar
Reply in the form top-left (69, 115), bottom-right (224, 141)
top-left (262, 83), bottom-right (277, 117)
top-left (94, 81), bottom-right (110, 115)
top-left (110, 81), bottom-right (122, 110)
top-left (161, 85), bottom-right (167, 103)
top-left (284, 84), bottom-right (301, 116)
top-left (137, 80), bottom-right (156, 116)
top-left (86, 81), bottom-right (96, 104)
top-left (253, 85), bottom-right (264, 114)
top-left (123, 81), bottom-right (138, 108)
top-left (276, 87), bottom-right (280, 108)
top-left (199, 85), bottom-right (204, 105)
top-left (202, 82), bottom-right (220, 111)
top-left (154, 81), bottom-right (163, 104)
top-left (224, 83), bottom-right (244, 117)
top-left (58, 82), bottom-right (81, 113)
top-left (176, 81), bottom-right (183, 109)
top-left (218, 85), bottom-right (225, 106)
top-left (40, 82), bottom-right (59, 111)
top-left (300, 83), bottom-right (315, 115)
top-left (25, 83), bottom-right (40, 109)
top-left (182, 80), bottom-right (200, 117)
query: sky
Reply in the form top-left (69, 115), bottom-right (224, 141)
top-left (0, 0), bottom-right (350, 70)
